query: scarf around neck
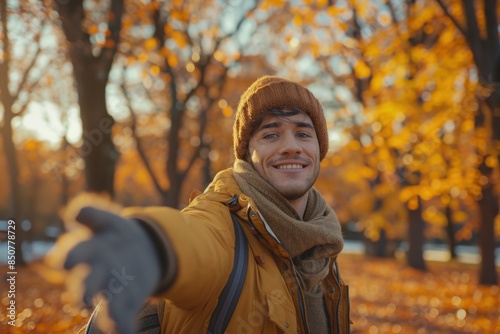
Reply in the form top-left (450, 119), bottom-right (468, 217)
top-left (232, 159), bottom-right (344, 260)
top-left (233, 160), bottom-right (344, 332)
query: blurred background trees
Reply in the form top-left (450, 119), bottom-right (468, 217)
top-left (0, 0), bottom-right (498, 284)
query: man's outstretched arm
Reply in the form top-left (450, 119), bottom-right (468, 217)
top-left (64, 206), bottom-right (167, 334)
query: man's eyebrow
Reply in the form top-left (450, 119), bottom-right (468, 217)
top-left (257, 121), bottom-right (315, 132)
top-left (296, 121), bottom-right (315, 130)
top-left (257, 122), bottom-right (281, 132)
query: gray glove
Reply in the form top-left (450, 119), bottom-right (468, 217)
top-left (64, 207), bottom-right (161, 334)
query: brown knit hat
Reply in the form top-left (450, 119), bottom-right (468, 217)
top-left (233, 76), bottom-right (329, 161)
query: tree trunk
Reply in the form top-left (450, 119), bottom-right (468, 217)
top-left (445, 204), bottom-right (457, 260)
top-left (73, 66), bottom-right (118, 196)
top-left (435, 0), bottom-right (500, 285)
top-left (364, 230), bottom-right (391, 258)
top-left (477, 183), bottom-right (499, 285)
top-left (0, 109), bottom-right (26, 265)
top-left (164, 178), bottom-right (182, 209)
top-left (476, 93), bottom-right (500, 285)
top-left (0, 0), bottom-right (26, 265)
top-left (407, 197), bottom-right (427, 271)
top-left (57, 0), bottom-right (123, 197)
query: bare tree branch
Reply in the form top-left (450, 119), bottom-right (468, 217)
top-left (180, 67), bottom-right (229, 181)
top-left (461, 1), bottom-right (482, 56)
top-left (12, 30), bottom-right (44, 101)
top-left (121, 78), bottom-right (167, 198)
top-left (434, 0), bottom-right (468, 39)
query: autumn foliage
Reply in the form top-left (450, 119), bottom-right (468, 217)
top-left (1, 254), bottom-right (499, 333)
top-left (0, 0), bottom-right (499, 332)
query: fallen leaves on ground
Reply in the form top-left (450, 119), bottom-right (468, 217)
top-left (1, 254), bottom-right (499, 333)
top-left (337, 255), bottom-right (500, 334)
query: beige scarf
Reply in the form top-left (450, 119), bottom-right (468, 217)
top-left (233, 160), bottom-right (344, 333)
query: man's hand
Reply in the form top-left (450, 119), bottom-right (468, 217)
top-left (64, 207), bottom-right (161, 334)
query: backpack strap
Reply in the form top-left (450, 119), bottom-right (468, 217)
top-left (207, 197), bottom-right (249, 334)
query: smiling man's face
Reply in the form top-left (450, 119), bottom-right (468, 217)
top-left (247, 111), bottom-right (321, 201)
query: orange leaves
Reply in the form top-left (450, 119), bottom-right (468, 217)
top-left (353, 60), bottom-right (371, 79)
top-left (169, 9), bottom-right (189, 23)
top-left (6, 256), bottom-right (498, 334)
top-left (87, 24), bottom-right (99, 35)
top-left (143, 38), bottom-right (157, 51)
top-left (422, 206), bottom-right (447, 226)
top-left (170, 31), bottom-right (187, 48)
top-left (167, 53), bottom-right (178, 67)
top-left (326, 5), bottom-right (349, 17)
top-left (340, 254), bottom-right (500, 333)
top-left (263, 0), bottom-right (286, 9)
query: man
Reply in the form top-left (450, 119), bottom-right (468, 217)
top-left (66, 76), bottom-right (350, 334)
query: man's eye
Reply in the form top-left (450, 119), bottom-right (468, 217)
top-left (297, 132), bottom-right (312, 138)
top-left (263, 133), bottom-right (278, 139)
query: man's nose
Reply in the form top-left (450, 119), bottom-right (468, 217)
top-left (279, 133), bottom-right (302, 155)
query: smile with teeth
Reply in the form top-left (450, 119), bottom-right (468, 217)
top-left (276, 164), bottom-right (304, 169)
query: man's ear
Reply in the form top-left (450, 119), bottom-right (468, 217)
top-left (244, 149), bottom-right (252, 163)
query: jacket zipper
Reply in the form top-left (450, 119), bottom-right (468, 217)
top-left (334, 261), bottom-right (351, 334)
top-left (335, 285), bottom-right (342, 333)
top-left (251, 209), bottom-right (310, 334)
top-left (289, 258), bottom-right (309, 334)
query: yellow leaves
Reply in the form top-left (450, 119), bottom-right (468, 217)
top-left (461, 119), bottom-right (475, 132)
top-left (422, 206), bottom-right (447, 226)
top-left (88, 25), bottom-right (98, 35)
top-left (399, 186), bottom-right (419, 203)
top-left (354, 60), bottom-right (371, 79)
top-left (326, 5), bottom-right (349, 17)
top-left (438, 28), bottom-right (457, 46)
top-left (185, 62), bottom-right (195, 72)
top-left (386, 135), bottom-right (407, 150)
top-left (149, 64), bottom-right (160, 77)
top-left (222, 106), bottom-right (233, 118)
top-left (364, 213), bottom-right (388, 241)
top-left (144, 38), bottom-right (157, 51)
top-left (452, 211), bottom-right (469, 223)
top-left (344, 168), bottom-right (363, 183)
top-left (171, 31), bottom-right (187, 48)
top-left (485, 155), bottom-right (498, 168)
top-left (213, 50), bottom-right (225, 63)
top-left (347, 140), bottom-right (361, 151)
top-left (167, 53), bottom-right (178, 67)
top-left (293, 15), bottom-right (303, 26)
top-left (262, 0), bottom-right (285, 10)
top-left (169, 9), bottom-right (189, 23)
top-left (160, 46), bottom-right (169, 58)
top-left (373, 182), bottom-right (393, 198)
top-left (350, 192), bottom-right (375, 215)
top-left (269, 0), bottom-right (286, 6)
top-left (218, 99), bottom-right (234, 117)
top-left (330, 155), bottom-right (343, 166)
top-left (292, 7), bottom-right (316, 27)
top-left (369, 74), bottom-right (384, 94)
top-left (24, 138), bottom-right (40, 151)
top-left (407, 196), bottom-right (419, 210)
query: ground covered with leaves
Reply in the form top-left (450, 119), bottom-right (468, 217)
top-left (1, 254), bottom-right (499, 333)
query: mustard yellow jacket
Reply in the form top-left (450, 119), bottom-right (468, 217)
top-left (124, 168), bottom-right (350, 334)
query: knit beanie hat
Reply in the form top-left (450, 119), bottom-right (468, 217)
top-left (233, 76), bottom-right (329, 161)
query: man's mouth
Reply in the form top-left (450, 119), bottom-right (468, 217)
top-left (276, 164), bottom-right (305, 169)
